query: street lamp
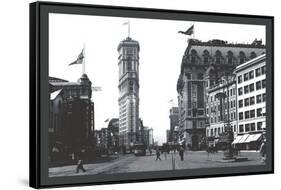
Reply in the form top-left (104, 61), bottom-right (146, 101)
top-left (215, 74), bottom-right (234, 160)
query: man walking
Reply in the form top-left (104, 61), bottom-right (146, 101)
top-left (155, 149), bottom-right (161, 161)
top-left (179, 146), bottom-right (184, 161)
top-left (76, 159), bottom-right (86, 173)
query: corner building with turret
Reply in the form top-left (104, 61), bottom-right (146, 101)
top-left (117, 37), bottom-right (141, 149)
top-left (177, 39), bottom-right (265, 150)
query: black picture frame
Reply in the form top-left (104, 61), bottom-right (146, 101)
top-left (29, 1), bottom-right (274, 188)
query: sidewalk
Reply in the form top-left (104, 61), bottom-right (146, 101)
top-left (49, 154), bottom-right (135, 177)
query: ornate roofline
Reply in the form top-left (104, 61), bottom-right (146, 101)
top-left (188, 39), bottom-right (265, 49)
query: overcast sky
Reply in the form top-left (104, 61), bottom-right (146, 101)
top-left (49, 13), bottom-right (265, 144)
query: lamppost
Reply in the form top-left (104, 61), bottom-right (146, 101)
top-left (215, 74), bottom-right (234, 160)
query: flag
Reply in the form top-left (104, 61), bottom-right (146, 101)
top-left (123, 21), bottom-right (129, 25)
top-left (178, 25), bottom-right (194, 35)
top-left (69, 49), bottom-right (84, 66)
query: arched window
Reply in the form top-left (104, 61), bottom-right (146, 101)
top-left (190, 49), bottom-right (197, 64)
top-left (239, 51), bottom-right (246, 64)
top-left (203, 50), bottom-right (210, 64)
top-left (227, 51), bottom-right (234, 64)
top-left (250, 51), bottom-right (257, 59)
top-left (215, 50), bottom-right (222, 64)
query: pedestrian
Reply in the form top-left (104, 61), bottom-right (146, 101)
top-left (179, 146), bottom-right (184, 161)
top-left (149, 148), bottom-right (152, 156)
top-left (155, 149), bottom-right (161, 161)
top-left (76, 159), bottom-right (86, 173)
top-left (259, 139), bottom-right (266, 162)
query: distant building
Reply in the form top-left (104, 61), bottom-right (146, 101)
top-left (166, 130), bottom-right (171, 143)
top-left (107, 118), bottom-right (119, 152)
top-left (177, 38), bottom-right (265, 150)
top-left (233, 54), bottom-right (266, 150)
top-left (205, 74), bottom-right (237, 148)
top-left (169, 107), bottom-right (179, 143)
top-left (143, 127), bottom-right (154, 147)
top-left (117, 36), bottom-right (141, 148)
top-left (49, 74), bottom-right (94, 160)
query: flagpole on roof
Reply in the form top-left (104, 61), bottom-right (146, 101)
top-left (82, 43), bottom-right (85, 74)
top-left (128, 20), bottom-right (130, 38)
top-left (193, 23), bottom-right (195, 39)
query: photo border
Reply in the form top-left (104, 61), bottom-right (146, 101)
top-left (29, 1), bottom-right (274, 188)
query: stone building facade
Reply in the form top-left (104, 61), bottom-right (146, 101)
top-left (49, 74), bottom-right (94, 161)
top-left (177, 39), bottom-right (265, 150)
top-left (117, 37), bottom-right (141, 149)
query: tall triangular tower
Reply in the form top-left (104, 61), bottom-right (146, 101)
top-left (117, 36), bottom-right (141, 149)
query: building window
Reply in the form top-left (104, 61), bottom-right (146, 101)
top-left (197, 73), bottom-right (204, 80)
top-left (244, 85), bottom-right (249, 94)
top-left (191, 56), bottom-right (196, 64)
top-left (127, 62), bottom-right (132, 71)
top-left (238, 87), bottom-right (243, 96)
top-left (257, 122), bottom-right (263, 130)
top-left (250, 96), bottom-right (255, 105)
top-left (249, 71), bottom-right (254, 79)
top-left (256, 81), bottom-right (262, 90)
top-left (250, 52), bottom-right (257, 59)
top-left (245, 124), bottom-right (250, 132)
top-left (249, 83), bottom-right (254, 92)
top-left (250, 109), bottom-right (255, 118)
top-left (186, 72), bottom-right (191, 79)
top-left (238, 75), bottom-right (242, 83)
top-left (256, 94), bottom-right (262, 103)
top-left (239, 112), bottom-right (243, 120)
top-left (239, 124), bottom-right (244, 132)
top-left (257, 108), bottom-right (263, 117)
top-left (261, 66), bottom-right (266, 75)
top-left (204, 57), bottom-right (208, 64)
top-left (215, 57), bottom-right (220, 64)
top-left (244, 73), bottom-right (249, 81)
top-left (256, 68), bottom-right (262, 77)
top-left (262, 93), bottom-right (266, 102)
top-left (262, 79), bottom-right (266, 88)
top-left (244, 98), bottom-right (249, 106)
top-left (245, 111), bottom-right (250, 119)
top-left (250, 123), bottom-right (256, 131)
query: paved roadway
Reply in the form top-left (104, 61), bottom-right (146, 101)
top-left (49, 151), bottom-right (265, 177)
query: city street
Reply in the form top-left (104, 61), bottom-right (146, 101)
top-left (49, 150), bottom-right (265, 177)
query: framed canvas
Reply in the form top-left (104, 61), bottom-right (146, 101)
top-left (29, 1), bottom-right (274, 188)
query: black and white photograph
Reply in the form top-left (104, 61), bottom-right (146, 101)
top-left (47, 12), bottom-right (269, 178)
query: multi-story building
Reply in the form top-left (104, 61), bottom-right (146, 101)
top-left (117, 36), bottom-right (141, 149)
top-left (233, 54), bottom-right (266, 150)
top-left (143, 127), bottom-right (154, 147)
top-left (169, 107), bottom-right (179, 143)
top-left (177, 39), bottom-right (265, 150)
top-left (49, 74), bottom-right (94, 161)
top-left (205, 75), bottom-right (237, 148)
top-left (107, 118), bottom-right (119, 152)
top-left (166, 130), bottom-right (171, 144)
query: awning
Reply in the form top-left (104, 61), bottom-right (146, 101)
top-left (237, 134), bottom-right (250, 144)
top-left (252, 134), bottom-right (262, 142)
top-left (50, 89), bottom-right (62, 100)
top-left (232, 135), bottom-right (243, 144)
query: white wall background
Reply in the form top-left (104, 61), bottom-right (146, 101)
top-left (0, 0), bottom-right (280, 189)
